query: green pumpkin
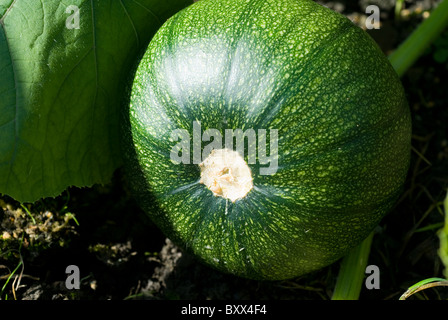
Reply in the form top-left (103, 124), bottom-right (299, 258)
top-left (123, 0), bottom-right (411, 280)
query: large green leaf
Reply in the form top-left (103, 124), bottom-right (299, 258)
top-left (0, 0), bottom-right (192, 202)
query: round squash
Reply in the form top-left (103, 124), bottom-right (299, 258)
top-left (123, 0), bottom-right (411, 280)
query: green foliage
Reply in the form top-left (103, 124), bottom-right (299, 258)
top-left (0, 0), bottom-right (192, 203)
top-left (332, 232), bottom-right (374, 300)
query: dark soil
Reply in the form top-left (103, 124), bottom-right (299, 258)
top-left (1, 0), bottom-right (447, 301)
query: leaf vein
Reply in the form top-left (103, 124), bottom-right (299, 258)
top-left (84, 0), bottom-right (99, 182)
top-left (132, 0), bottom-right (161, 25)
top-left (0, 21), bottom-right (19, 192)
top-left (0, 0), bottom-right (18, 24)
top-left (119, 0), bottom-right (139, 48)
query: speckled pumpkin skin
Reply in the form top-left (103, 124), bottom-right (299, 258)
top-left (123, 0), bottom-right (411, 280)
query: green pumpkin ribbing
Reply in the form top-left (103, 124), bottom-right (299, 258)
top-left (125, 0), bottom-right (411, 280)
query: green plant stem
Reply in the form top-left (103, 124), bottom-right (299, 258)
top-left (20, 203), bottom-right (36, 224)
top-left (0, 260), bottom-right (23, 298)
top-left (395, 0), bottom-right (405, 20)
top-left (389, 0), bottom-right (448, 77)
top-left (332, 232), bottom-right (374, 300)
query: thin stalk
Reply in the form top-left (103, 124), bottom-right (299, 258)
top-left (0, 260), bottom-right (23, 299)
top-left (399, 278), bottom-right (448, 300)
top-left (332, 232), bottom-right (374, 300)
top-left (389, 0), bottom-right (448, 77)
top-left (395, 0), bottom-right (405, 20)
top-left (20, 203), bottom-right (36, 224)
